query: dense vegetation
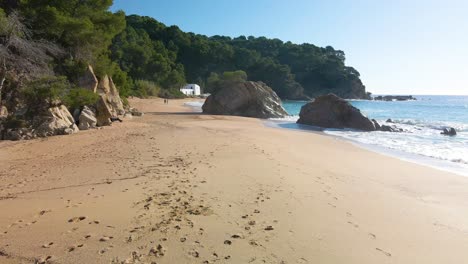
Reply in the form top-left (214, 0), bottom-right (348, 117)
top-left (0, 0), bottom-right (371, 112)
top-left (111, 15), bottom-right (371, 99)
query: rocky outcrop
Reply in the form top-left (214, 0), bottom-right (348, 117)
top-left (96, 75), bottom-right (126, 123)
top-left (3, 128), bottom-right (33, 141)
top-left (77, 65), bottom-right (99, 93)
top-left (372, 119), bottom-right (381, 130)
top-left (78, 106), bottom-right (97, 130)
top-left (374, 95), bottom-right (415, 101)
top-left (202, 81), bottom-right (288, 118)
top-left (34, 105), bottom-right (79, 137)
top-left (297, 94), bottom-right (376, 131)
top-left (441, 127), bottom-right (457, 136)
top-left (96, 96), bottom-right (113, 126)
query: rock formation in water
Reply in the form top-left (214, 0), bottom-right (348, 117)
top-left (202, 81), bottom-right (288, 119)
top-left (374, 95), bottom-right (416, 101)
top-left (297, 94), bottom-right (376, 131)
top-left (441, 127), bottom-right (457, 136)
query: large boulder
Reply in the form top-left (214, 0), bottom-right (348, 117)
top-left (202, 81), bottom-right (288, 118)
top-left (34, 105), bottom-right (79, 137)
top-left (297, 94), bottom-right (376, 131)
top-left (96, 96), bottom-right (113, 126)
top-left (78, 106), bottom-right (97, 130)
top-left (93, 75), bottom-right (126, 126)
top-left (77, 65), bottom-right (98, 93)
top-left (98, 75), bottom-right (125, 115)
top-left (108, 77), bottom-right (125, 115)
top-left (96, 75), bottom-right (126, 122)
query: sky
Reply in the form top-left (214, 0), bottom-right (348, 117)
top-left (111, 0), bottom-right (468, 95)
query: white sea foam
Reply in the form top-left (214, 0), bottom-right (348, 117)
top-left (267, 117), bottom-right (468, 175)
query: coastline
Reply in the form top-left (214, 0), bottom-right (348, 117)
top-left (2, 98), bottom-right (468, 263)
top-left (189, 99), bottom-right (468, 178)
top-left (265, 120), bottom-right (468, 177)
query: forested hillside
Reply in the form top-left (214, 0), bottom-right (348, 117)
top-left (111, 15), bottom-right (371, 99)
top-left (1, 0), bottom-right (370, 111)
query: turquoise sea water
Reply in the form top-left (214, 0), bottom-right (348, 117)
top-left (279, 96), bottom-right (468, 174)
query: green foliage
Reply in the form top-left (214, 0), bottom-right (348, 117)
top-left (110, 15), bottom-right (369, 100)
top-left (0, 8), bottom-right (6, 26)
top-left (222, 70), bottom-right (247, 82)
top-left (63, 88), bottom-right (99, 110)
top-left (18, 0), bottom-right (126, 80)
top-left (158, 88), bottom-right (185, 99)
top-left (133, 80), bottom-right (161, 98)
top-left (3, 116), bottom-right (27, 129)
top-left (22, 76), bottom-right (70, 110)
top-left (206, 70), bottom-right (248, 94)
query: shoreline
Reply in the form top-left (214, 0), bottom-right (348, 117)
top-left (265, 120), bottom-right (468, 178)
top-left (2, 98), bottom-right (468, 263)
top-left (186, 100), bottom-right (468, 178)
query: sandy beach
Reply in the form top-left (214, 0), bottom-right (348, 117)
top-left (1, 98), bottom-right (468, 264)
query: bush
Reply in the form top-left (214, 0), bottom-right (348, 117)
top-left (206, 70), bottom-right (248, 94)
top-left (3, 116), bottom-right (27, 129)
top-left (158, 88), bottom-right (185, 99)
top-left (22, 76), bottom-right (69, 111)
top-left (63, 88), bottom-right (99, 110)
top-left (133, 80), bottom-right (161, 98)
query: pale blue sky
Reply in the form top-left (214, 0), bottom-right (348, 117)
top-left (112, 0), bottom-right (468, 95)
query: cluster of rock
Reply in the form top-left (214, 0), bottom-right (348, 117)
top-left (202, 81), bottom-right (288, 119)
top-left (297, 94), bottom-right (458, 137)
top-left (0, 65), bottom-right (143, 141)
top-left (374, 95), bottom-right (415, 101)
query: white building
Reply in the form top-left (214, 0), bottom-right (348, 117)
top-left (180, 84), bottom-right (201, 96)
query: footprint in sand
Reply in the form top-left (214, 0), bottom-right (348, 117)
top-left (42, 242), bottom-right (54, 248)
top-left (99, 236), bottom-right (114, 242)
top-left (347, 221), bottom-right (359, 228)
top-left (375, 248), bottom-right (392, 257)
top-left (68, 216), bottom-right (87, 223)
top-left (36, 255), bottom-right (53, 264)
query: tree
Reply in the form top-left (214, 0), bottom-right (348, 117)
top-left (0, 10), bottom-right (63, 105)
top-left (110, 14), bottom-right (369, 100)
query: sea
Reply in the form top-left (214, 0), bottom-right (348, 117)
top-left (276, 95), bottom-right (468, 176)
top-left (185, 96), bottom-right (468, 176)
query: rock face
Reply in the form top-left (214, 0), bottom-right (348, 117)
top-left (202, 81), bottom-right (288, 118)
top-left (96, 96), bottom-right (113, 126)
top-left (372, 119), bottom-right (381, 130)
top-left (297, 94), bottom-right (376, 131)
top-left (93, 74), bottom-right (127, 126)
top-left (441, 127), bottom-right (457, 136)
top-left (34, 105), bottom-right (79, 137)
top-left (77, 65), bottom-right (99, 93)
top-left (78, 106), bottom-right (97, 130)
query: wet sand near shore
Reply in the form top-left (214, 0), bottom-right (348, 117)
top-left (1, 98), bottom-right (468, 263)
